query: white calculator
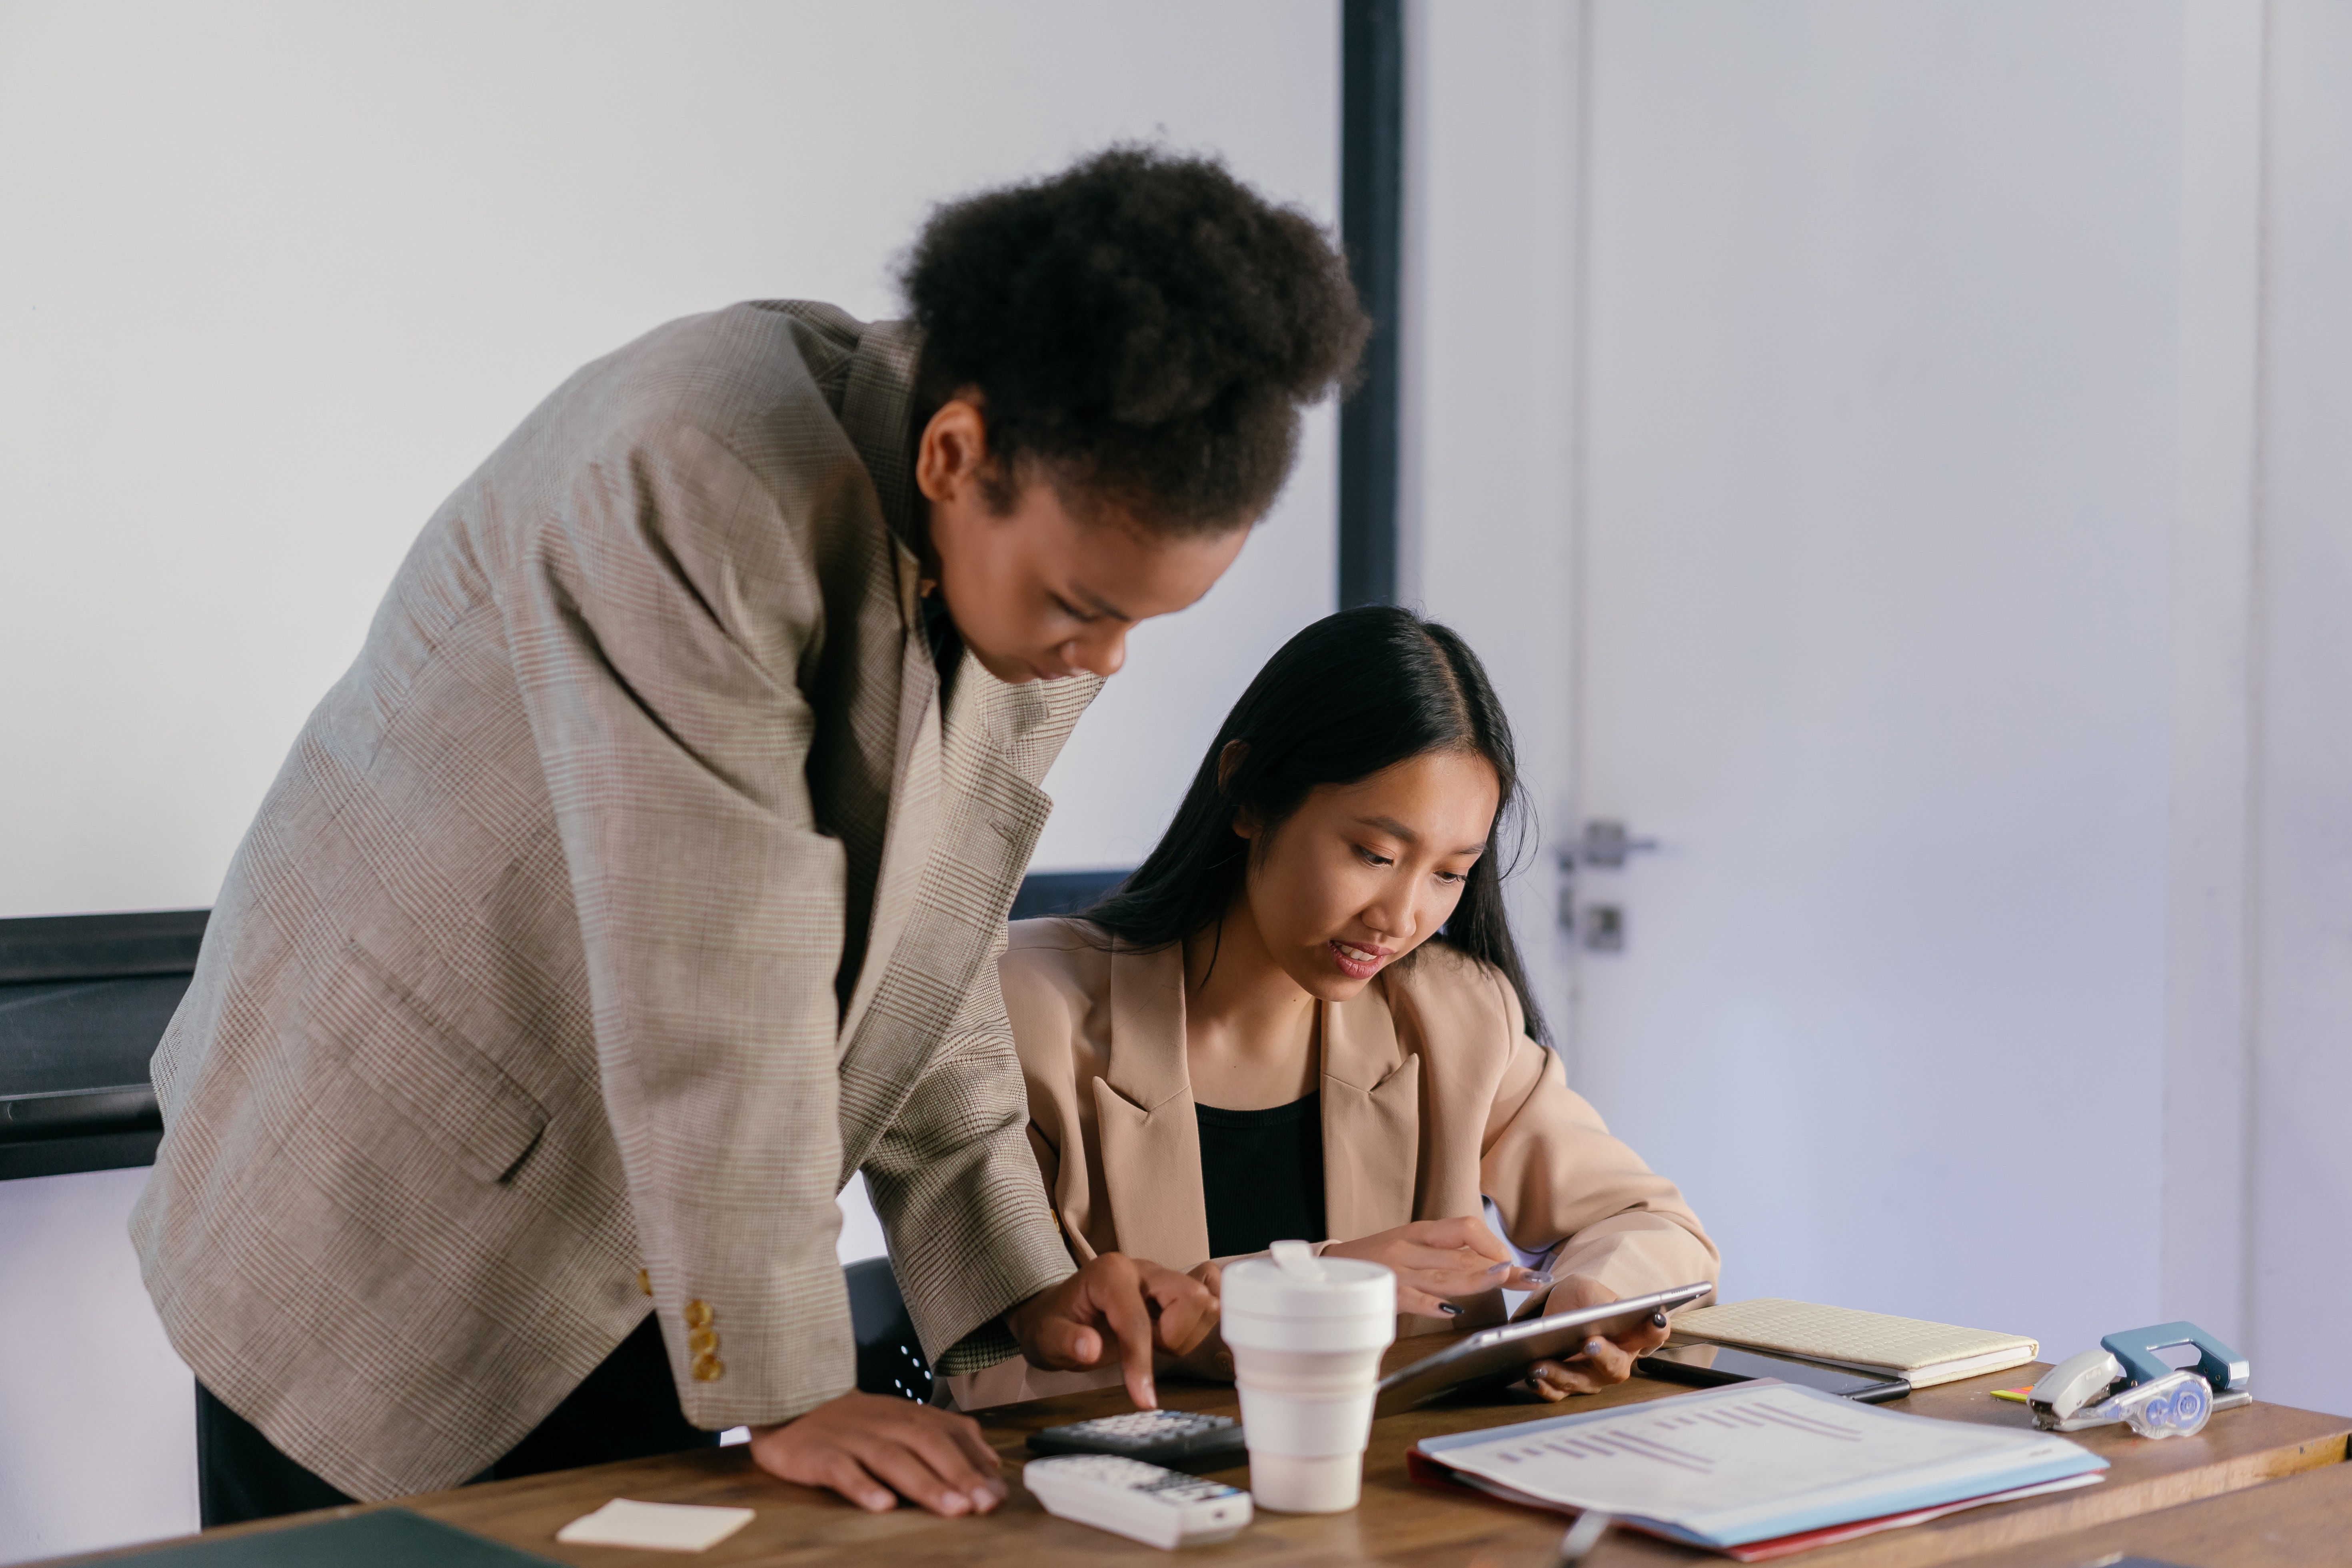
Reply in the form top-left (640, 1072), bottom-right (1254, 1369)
top-left (1023, 1454), bottom-right (1253, 1550)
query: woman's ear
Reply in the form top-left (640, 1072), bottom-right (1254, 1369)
top-left (1219, 741), bottom-right (1258, 840)
top-left (914, 393), bottom-right (993, 505)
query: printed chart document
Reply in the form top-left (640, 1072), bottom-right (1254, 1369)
top-left (1411, 1382), bottom-right (2104, 1554)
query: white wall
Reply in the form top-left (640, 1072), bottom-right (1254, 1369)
top-left (0, 5), bottom-right (1338, 1559)
top-left (2160, 0), bottom-right (2268, 1369)
top-left (1398, 0), bottom-right (1583, 1044)
top-left (0, 1169), bottom-right (196, 1563)
top-left (2248, 0), bottom-right (2352, 1419)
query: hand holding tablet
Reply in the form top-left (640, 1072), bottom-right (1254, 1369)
top-left (1373, 1281), bottom-right (1715, 1418)
top-left (1519, 1275), bottom-right (1682, 1399)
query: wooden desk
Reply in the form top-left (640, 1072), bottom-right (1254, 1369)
top-left (61, 1340), bottom-right (2349, 1568)
top-left (1952, 1457), bottom-right (2352, 1566)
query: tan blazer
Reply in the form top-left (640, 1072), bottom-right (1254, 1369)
top-left (949, 919), bottom-right (1719, 1407)
top-left (131, 302), bottom-right (1097, 1500)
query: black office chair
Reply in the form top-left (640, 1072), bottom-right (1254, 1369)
top-left (845, 1256), bottom-right (933, 1403)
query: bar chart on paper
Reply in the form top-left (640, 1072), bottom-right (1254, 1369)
top-left (1411, 1382), bottom-right (2107, 1549)
top-left (1538, 1389), bottom-right (1870, 1475)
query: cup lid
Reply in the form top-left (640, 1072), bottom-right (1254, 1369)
top-left (1223, 1242), bottom-right (1396, 1319)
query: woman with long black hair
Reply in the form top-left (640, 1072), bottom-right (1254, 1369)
top-left (948, 606), bottom-right (1717, 1409)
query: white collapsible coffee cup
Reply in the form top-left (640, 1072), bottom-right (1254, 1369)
top-left (1221, 1240), bottom-right (1397, 1514)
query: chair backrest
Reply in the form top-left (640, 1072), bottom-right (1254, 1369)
top-left (843, 1256), bottom-right (933, 1403)
top-left (1006, 868), bottom-right (1129, 921)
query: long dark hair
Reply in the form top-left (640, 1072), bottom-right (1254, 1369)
top-left (1084, 605), bottom-right (1545, 1041)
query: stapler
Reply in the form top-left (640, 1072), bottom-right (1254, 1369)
top-left (2028, 1321), bottom-right (2250, 1438)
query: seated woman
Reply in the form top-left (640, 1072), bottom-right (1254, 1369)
top-left (951, 606), bottom-right (1717, 1410)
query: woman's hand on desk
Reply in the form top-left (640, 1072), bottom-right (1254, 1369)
top-left (1323, 1216), bottom-right (1544, 1317)
top-left (1152, 1261), bottom-right (1237, 1381)
top-left (1523, 1275), bottom-right (1672, 1400)
top-left (1004, 1252), bottom-right (1220, 1410)
top-left (746, 1393), bottom-right (1006, 1516)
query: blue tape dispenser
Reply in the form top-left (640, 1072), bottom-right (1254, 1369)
top-left (2028, 1321), bottom-right (2251, 1437)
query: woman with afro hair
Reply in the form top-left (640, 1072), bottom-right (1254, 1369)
top-left (134, 147), bottom-right (1365, 1525)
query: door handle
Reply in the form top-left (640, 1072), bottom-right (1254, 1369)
top-left (1555, 821), bottom-right (1659, 948)
top-left (1565, 819), bottom-right (1659, 871)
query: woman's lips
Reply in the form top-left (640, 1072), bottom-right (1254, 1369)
top-left (1327, 939), bottom-right (1390, 980)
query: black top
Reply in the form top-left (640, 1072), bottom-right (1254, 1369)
top-left (1196, 1092), bottom-right (1327, 1259)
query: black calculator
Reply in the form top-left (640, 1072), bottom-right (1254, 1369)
top-left (1027, 1409), bottom-right (1248, 1465)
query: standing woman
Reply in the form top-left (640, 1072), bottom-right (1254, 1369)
top-left (133, 149), bottom-right (1365, 1524)
top-left (963, 607), bottom-right (1717, 1408)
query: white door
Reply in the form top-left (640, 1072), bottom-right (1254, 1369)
top-left (1561, 3), bottom-right (2183, 1359)
top-left (1415, 0), bottom-right (2345, 1418)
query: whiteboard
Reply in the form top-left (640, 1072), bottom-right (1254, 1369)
top-left (0, 0), bottom-right (1341, 921)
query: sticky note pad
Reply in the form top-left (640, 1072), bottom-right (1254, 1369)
top-left (556, 1498), bottom-right (755, 1552)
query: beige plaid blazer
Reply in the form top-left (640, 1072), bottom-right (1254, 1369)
top-left (130, 302), bottom-right (1095, 1500)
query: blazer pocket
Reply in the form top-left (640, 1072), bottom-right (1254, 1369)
top-left (1089, 1079), bottom-right (1214, 1272)
top-left (312, 942), bottom-right (551, 1184)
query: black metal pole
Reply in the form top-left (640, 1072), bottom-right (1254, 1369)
top-left (1339, 0), bottom-right (1403, 609)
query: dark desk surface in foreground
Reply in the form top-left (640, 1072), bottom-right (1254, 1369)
top-left (60, 1335), bottom-right (2352, 1568)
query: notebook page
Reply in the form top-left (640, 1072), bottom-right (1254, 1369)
top-left (1672, 1299), bottom-right (2035, 1370)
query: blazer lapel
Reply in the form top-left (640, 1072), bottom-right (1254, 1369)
top-left (1320, 980), bottom-right (1421, 1242)
top-left (834, 656), bottom-right (1088, 1177)
top-left (830, 312), bottom-right (934, 1046)
top-left (836, 318), bottom-right (921, 552)
top-left (1094, 940), bottom-right (1213, 1270)
top-left (836, 548), bottom-right (941, 1051)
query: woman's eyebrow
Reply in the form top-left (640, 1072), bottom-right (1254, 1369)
top-left (1066, 580), bottom-right (1133, 622)
top-left (1354, 814), bottom-right (1485, 857)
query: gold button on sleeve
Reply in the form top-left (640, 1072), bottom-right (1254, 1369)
top-left (691, 1353), bottom-right (724, 1382)
top-left (687, 1328), bottom-right (718, 1356)
top-left (635, 1269), bottom-right (651, 1296)
top-left (683, 1299), bottom-right (712, 1329)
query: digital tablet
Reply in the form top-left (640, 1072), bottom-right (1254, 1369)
top-left (1637, 1341), bottom-right (1911, 1403)
top-left (1371, 1280), bottom-right (1715, 1417)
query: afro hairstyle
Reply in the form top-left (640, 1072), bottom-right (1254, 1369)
top-left (901, 145), bottom-right (1368, 534)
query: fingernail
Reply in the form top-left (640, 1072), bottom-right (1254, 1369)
top-left (1586, 1337), bottom-right (1607, 1355)
top-left (969, 1487), bottom-right (997, 1512)
top-left (1438, 1302), bottom-right (1464, 1317)
top-left (939, 1492), bottom-right (969, 1516)
top-left (1140, 1376), bottom-right (1157, 1406)
top-left (1653, 1308), bottom-right (1670, 1328)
